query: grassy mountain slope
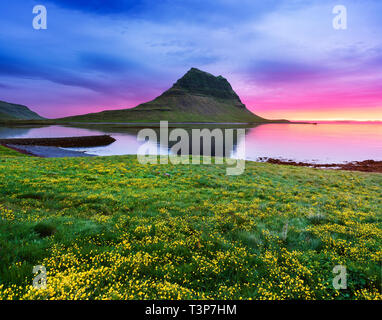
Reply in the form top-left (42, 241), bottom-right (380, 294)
top-left (0, 100), bottom-right (44, 120)
top-left (59, 68), bottom-right (283, 123)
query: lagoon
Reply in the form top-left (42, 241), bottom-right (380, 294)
top-left (0, 122), bottom-right (381, 164)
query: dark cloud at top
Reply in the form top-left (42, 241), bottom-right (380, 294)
top-left (44, 0), bottom-right (144, 15)
top-left (44, 0), bottom-right (282, 25)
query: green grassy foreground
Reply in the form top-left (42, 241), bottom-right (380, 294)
top-left (0, 146), bottom-right (381, 300)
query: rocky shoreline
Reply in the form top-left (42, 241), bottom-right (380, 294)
top-left (263, 158), bottom-right (382, 173)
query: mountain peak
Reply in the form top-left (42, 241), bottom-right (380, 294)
top-left (171, 68), bottom-right (244, 104)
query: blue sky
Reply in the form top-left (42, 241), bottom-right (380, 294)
top-left (0, 0), bottom-right (381, 120)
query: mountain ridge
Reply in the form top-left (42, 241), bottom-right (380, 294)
top-left (0, 100), bottom-right (44, 120)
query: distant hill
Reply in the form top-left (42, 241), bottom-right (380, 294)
top-left (0, 100), bottom-right (44, 120)
top-left (59, 68), bottom-right (286, 123)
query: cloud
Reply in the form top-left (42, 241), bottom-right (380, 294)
top-left (0, 49), bottom-right (109, 93)
top-left (77, 51), bottom-right (139, 73)
top-left (246, 60), bottom-right (330, 84)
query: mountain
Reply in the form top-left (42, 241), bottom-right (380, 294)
top-left (0, 100), bottom-right (45, 120)
top-left (59, 68), bottom-right (283, 123)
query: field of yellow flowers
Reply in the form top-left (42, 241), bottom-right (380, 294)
top-left (0, 145), bottom-right (381, 300)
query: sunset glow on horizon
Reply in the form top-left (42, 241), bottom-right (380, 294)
top-left (248, 105), bottom-right (382, 122)
top-left (1, 0), bottom-right (381, 121)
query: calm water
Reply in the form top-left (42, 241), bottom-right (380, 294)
top-left (1, 123), bottom-right (381, 163)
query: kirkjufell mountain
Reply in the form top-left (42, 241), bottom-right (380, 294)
top-left (59, 68), bottom-right (285, 123)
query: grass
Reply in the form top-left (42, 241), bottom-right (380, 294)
top-left (0, 145), bottom-right (28, 158)
top-left (0, 147), bottom-right (381, 300)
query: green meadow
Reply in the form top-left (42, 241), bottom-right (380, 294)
top-left (0, 145), bottom-right (381, 300)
